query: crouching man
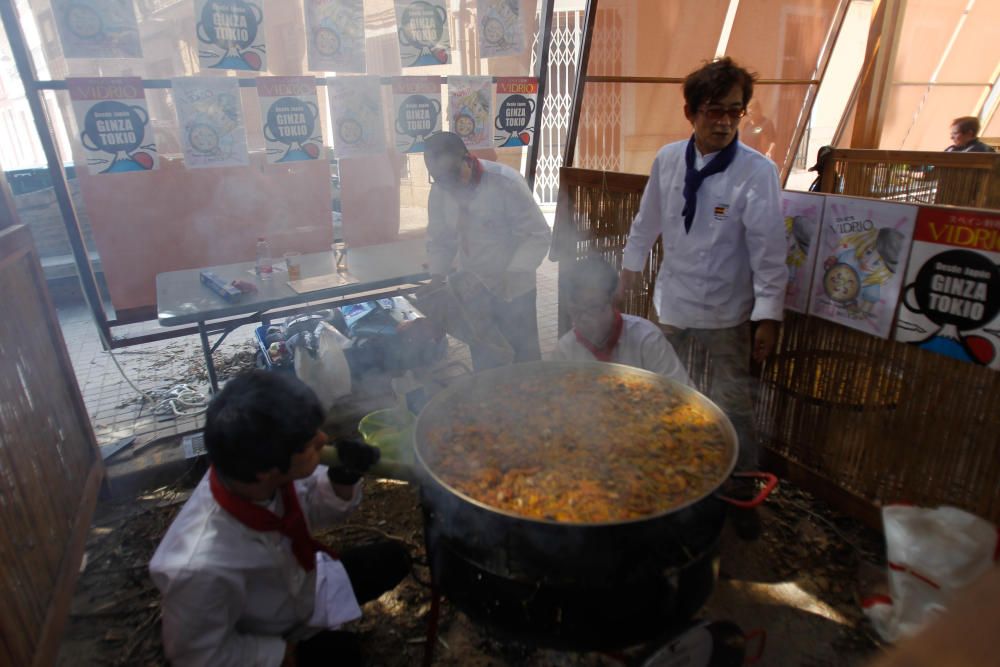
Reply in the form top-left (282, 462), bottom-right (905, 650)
top-left (150, 370), bottom-right (410, 667)
top-left (552, 256), bottom-right (690, 385)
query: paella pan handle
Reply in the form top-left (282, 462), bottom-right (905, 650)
top-left (742, 628), bottom-right (767, 665)
top-left (716, 472), bottom-right (778, 509)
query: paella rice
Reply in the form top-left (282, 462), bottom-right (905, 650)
top-left (421, 369), bottom-right (731, 523)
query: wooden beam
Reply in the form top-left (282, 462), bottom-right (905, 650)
top-left (851, 0), bottom-right (907, 148)
top-left (0, 168), bottom-right (20, 230)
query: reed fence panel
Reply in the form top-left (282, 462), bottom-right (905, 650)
top-left (820, 149), bottom-right (1000, 209)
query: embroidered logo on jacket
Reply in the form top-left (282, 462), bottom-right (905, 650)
top-left (713, 204), bottom-right (730, 221)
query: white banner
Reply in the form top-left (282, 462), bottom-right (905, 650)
top-left (328, 76), bottom-right (387, 158)
top-left (173, 77), bottom-right (250, 169)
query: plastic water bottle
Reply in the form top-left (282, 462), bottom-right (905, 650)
top-left (255, 237), bottom-right (273, 280)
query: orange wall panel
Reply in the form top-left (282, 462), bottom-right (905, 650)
top-left (78, 154), bottom-right (332, 311)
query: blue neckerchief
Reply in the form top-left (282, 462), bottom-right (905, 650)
top-left (682, 133), bottom-right (740, 233)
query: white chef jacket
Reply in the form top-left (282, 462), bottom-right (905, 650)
top-left (427, 159), bottom-right (551, 301)
top-left (622, 140), bottom-right (788, 329)
top-left (550, 314), bottom-right (691, 386)
top-left (149, 466), bottom-right (362, 667)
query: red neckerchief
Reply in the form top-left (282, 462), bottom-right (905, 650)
top-left (209, 466), bottom-right (338, 571)
top-left (574, 310), bottom-right (624, 362)
top-left (467, 155), bottom-right (484, 186)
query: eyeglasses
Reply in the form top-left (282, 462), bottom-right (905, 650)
top-left (699, 105), bottom-right (747, 121)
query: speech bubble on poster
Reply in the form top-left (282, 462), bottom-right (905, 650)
top-left (903, 249), bottom-right (1000, 330)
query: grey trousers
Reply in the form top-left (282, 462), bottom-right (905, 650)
top-left (662, 322), bottom-right (758, 470)
top-left (469, 288), bottom-right (542, 372)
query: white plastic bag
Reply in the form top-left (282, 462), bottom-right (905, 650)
top-left (863, 505), bottom-right (998, 642)
top-left (295, 322), bottom-right (352, 410)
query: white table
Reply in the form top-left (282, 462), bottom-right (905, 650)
top-left (156, 238), bottom-right (429, 391)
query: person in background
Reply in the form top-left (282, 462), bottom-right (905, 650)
top-left (945, 116), bottom-right (996, 153)
top-left (741, 101), bottom-right (777, 161)
top-left (618, 58), bottom-right (787, 535)
top-left (424, 131), bottom-right (551, 371)
top-left (150, 370), bottom-right (409, 667)
top-left (808, 145), bottom-right (834, 192)
top-left (551, 256), bottom-right (690, 385)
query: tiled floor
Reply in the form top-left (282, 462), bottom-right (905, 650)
top-left (58, 257), bottom-right (562, 447)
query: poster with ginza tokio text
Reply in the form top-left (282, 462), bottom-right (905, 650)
top-left (895, 206), bottom-right (1000, 369)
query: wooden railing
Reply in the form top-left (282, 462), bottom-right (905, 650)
top-left (553, 166), bottom-right (1000, 528)
top-left (819, 148), bottom-right (1000, 209)
top-left (0, 225), bottom-right (103, 666)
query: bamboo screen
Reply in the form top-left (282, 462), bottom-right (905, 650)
top-left (759, 311), bottom-right (1000, 525)
top-left (820, 148), bottom-right (1000, 209)
top-left (554, 166), bottom-right (1000, 525)
top-left (0, 225), bottom-right (103, 667)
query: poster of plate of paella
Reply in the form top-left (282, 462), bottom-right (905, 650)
top-left (52, 0), bottom-right (142, 59)
top-left (69, 77), bottom-right (158, 174)
top-left (173, 77), bottom-right (250, 169)
top-left (328, 76), bottom-right (387, 158)
top-left (194, 0), bottom-right (267, 71)
top-left (808, 196), bottom-right (916, 338)
top-left (304, 0), bottom-right (366, 73)
top-left (894, 206), bottom-right (1000, 369)
top-left (447, 76), bottom-right (493, 150)
top-left (476, 0), bottom-right (525, 58)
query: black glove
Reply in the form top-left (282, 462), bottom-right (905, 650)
top-left (327, 439), bottom-right (380, 485)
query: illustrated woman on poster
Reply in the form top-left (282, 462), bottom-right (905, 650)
top-left (823, 226), bottom-right (904, 317)
top-left (785, 215), bottom-right (812, 299)
top-left (785, 215), bottom-right (811, 289)
top-left (451, 88), bottom-right (490, 144)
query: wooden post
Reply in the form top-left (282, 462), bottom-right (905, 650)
top-left (850, 0), bottom-right (907, 148)
top-left (0, 168), bottom-right (21, 230)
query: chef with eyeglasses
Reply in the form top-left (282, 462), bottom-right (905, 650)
top-left (618, 57), bottom-right (788, 481)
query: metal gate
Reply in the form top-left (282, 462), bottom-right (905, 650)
top-left (532, 9), bottom-right (585, 203)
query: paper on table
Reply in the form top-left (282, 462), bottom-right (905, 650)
top-left (246, 263), bottom-right (288, 277)
top-left (287, 272), bottom-right (358, 293)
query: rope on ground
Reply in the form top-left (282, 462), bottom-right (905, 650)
top-left (103, 346), bottom-right (209, 418)
top-left (150, 384), bottom-right (209, 418)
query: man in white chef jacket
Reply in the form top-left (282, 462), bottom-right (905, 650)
top-left (552, 256), bottom-right (690, 386)
top-left (149, 371), bottom-right (409, 667)
top-left (620, 57), bottom-right (788, 476)
top-left (424, 131), bottom-right (552, 371)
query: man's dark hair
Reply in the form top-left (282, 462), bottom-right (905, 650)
top-left (683, 57), bottom-right (757, 113)
top-left (204, 370), bottom-right (325, 482)
top-left (424, 131), bottom-right (470, 159)
top-left (951, 116), bottom-right (980, 136)
top-left (565, 256), bottom-right (619, 302)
